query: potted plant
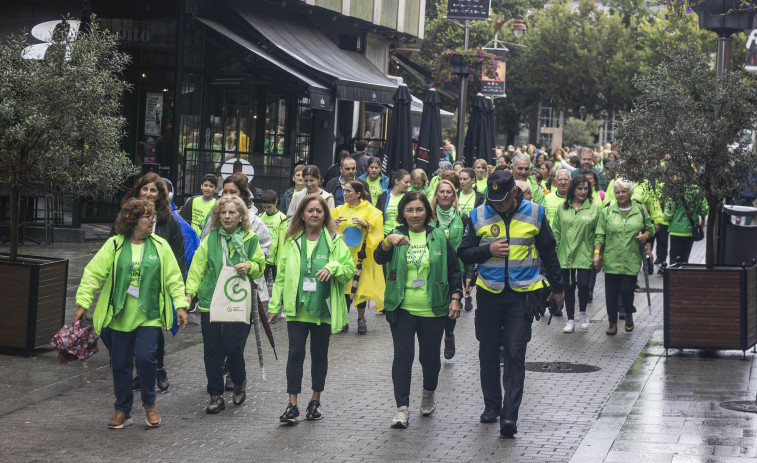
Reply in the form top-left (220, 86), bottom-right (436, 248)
top-left (614, 43), bottom-right (757, 353)
top-left (0, 18), bottom-right (136, 354)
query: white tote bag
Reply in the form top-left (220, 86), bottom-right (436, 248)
top-left (209, 239), bottom-right (252, 323)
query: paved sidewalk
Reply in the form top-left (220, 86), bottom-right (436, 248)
top-left (2, 238), bottom-right (753, 462)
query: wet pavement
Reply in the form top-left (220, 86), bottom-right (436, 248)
top-left (1, 238), bottom-right (756, 462)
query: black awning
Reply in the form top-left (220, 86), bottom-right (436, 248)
top-left (232, 4), bottom-right (398, 105)
top-left (197, 17), bottom-right (334, 111)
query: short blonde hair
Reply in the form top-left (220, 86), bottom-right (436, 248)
top-left (410, 168), bottom-right (428, 187)
top-left (613, 178), bottom-right (635, 196)
top-left (209, 196), bottom-right (251, 230)
top-left (515, 180), bottom-right (531, 196)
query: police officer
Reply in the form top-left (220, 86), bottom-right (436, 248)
top-left (459, 171), bottom-right (564, 438)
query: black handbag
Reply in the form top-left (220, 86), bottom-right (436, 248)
top-left (681, 197), bottom-right (704, 241)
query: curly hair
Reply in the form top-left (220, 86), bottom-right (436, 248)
top-left (396, 191), bottom-right (433, 228)
top-left (222, 173), bottom-right (252, 208)
top-left (285, 194), bottom-right (336, 242)
top-left (122, 172), bottom-right (171, 221)
top-left (115, 199), bottom-right (155, 236)
top-left (209, 195), bottom-right (251, 231)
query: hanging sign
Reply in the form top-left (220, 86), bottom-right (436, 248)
top-left (481, 48), bottom-right (507, 96)
top-left (447, 0), bottom-right (491, 20)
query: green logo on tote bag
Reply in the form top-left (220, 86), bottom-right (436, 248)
top-left (223, 275), bottom-right (248, 302)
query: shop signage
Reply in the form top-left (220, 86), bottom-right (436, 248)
top-left (447, 0), bottom-right (491, 20)
top-left (99, 18), bottom-right (176, 49)
top-left (144, 93), bottom-right (163, 136)
top-left (481, 47), bottom-right (507, 96)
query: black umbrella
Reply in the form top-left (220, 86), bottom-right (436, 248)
top-left (463, 93), bottom-right (492, 167)
top-left (383, 84), bottom-right (413, 173)
top-left (415, 88), bottom-right (443, 175)
top-left (485, 96), bottom-right (496, 161)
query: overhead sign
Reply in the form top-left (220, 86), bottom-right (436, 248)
top-left (447, 0), bottom-right (491, 21)
top-left (747, 29), bottom-right (757, 73)
top-left (481, 48), bottom-right (507, 96)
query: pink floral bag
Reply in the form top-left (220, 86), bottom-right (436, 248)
top-left (50, 320), bottom-right (99, 364)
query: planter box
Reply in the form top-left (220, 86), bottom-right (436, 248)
top-left (0, 253), bottom-right (68, 355)
top-left (664, 263), bottom-right (757, 354)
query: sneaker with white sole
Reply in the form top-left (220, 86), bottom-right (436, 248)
top-left (420, 390), bottom-right (436, 416)
top-left (562, 319), bottom-right (575, 333)
top-left (579, 312), bottom-right (589, 330)
top-left (391, 406), bottom-right (409, 428)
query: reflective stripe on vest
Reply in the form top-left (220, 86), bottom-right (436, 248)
top-left (471, 202), bottom-right (548, 293)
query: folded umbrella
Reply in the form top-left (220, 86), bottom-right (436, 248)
top-left (257, 294), bottom-right (277, 360)
top-left (50, 320), bottom-right (99, 364)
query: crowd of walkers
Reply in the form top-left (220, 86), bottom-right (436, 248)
top-left (73, 141), bottom-right (707, 438)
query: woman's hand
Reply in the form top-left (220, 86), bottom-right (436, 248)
top-left (234, 262), bottom-right (251, 275)
top-left (593, 254), bottom-right (603, 271)
top-left (186, 294), bottom-right (193, 307)
top-left (176, 308), bottom-right (188, 330)
top-left (352, 217), bottom-right (368, 228)
top-left (335, 216), bottom-right (347, 226)
top-left (315, 268), bottom-right (331, 282)
top-left (635, 232), bottom-right (648, 245)
top-left (448, 299), bottom-right (461, 319)
top-left (464, 278), bottom-right (473, 295)
top-left (268, 312), bottom-right (279, 324)
top-left (385, 234), bottom-right (409, 247)
top-left (73, 306), bottom-right (87, 322)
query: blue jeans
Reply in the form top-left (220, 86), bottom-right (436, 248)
top-left (102, 326), bottom-right (160, 412)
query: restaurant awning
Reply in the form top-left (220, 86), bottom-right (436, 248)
top-left (232, 3), bottom-right (398, 105)
top-left (197, 17), bottom-right (334, 111)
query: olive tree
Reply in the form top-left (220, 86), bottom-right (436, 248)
top-left (0, 18), bottom-right (136, 260)
top-left (615, 44), bottom-right (757, 267)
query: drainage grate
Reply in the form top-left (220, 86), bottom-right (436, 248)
top-left (720, 401), bottom-right (757, 414)
top-left (525, 362), bottom-right (601, 373)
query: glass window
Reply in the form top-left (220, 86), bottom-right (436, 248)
top-left (362, 103), bottom-right (386, 156)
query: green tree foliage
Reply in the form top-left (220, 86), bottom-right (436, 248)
top-left (614, 44), bottom-right (757, 266)
top-left (562, 116), bottom-right (601, 147)
top-left (0, 18), bottom-right (137, 260)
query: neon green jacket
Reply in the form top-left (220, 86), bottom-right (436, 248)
top-left (552, 198), bottom-right (603, 269)
top-left (596, 201), bottom-right (655, 275)
top-left (604, 180), bottom-right (663, 224)
top-left (76, 234), bottom-right (189, 335)
top-left (527, 175), bottom-right (546, 206)
top-left (268, 229), bottom-right (355, 333)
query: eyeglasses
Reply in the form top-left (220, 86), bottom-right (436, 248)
top-left (140, 215), bottom-right (157, 221)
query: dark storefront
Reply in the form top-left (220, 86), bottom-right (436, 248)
top-left (3, 0), bottom-right (405, 225)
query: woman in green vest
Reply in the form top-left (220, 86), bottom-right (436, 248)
top-left (374, 191), bottom-right (463, 429)
top-left (552, 175), bottom-right (602, 333)
top-left (74, 199), bottom-right (189, 429)
top-left (594, 178), bottom-right (655, 335)
top-left (430, 180), bottom-right (473, 360)
top-left (268, 194), bottom-right (355, 424)
top-left (185, 196), bottom-right (266, 414)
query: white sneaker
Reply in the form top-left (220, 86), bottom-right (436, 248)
top-left (391, 406), bottom-right (409, 428)
top-left (563, 320), bottom-right (575, 333)
top-left (579, 312), bottom-right (589, 330)
top-left (420, 390), bottom-right (436, 416)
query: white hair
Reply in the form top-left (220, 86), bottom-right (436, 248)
top-left (613, 178), bottom-right (635, 195)
top-left (555, 168), bottom-right (571, 179)
top-left (513, 153), bottom-right (530, 165)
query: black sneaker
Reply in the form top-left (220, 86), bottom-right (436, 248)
top-left (305, 400), bottom-right (322, 421)
top-left (464, 296), bottom-right (473, 312)
top-left (206, 395), bottom-right (225, 414)
top-left (618, 313), bottom-right (626, 320)
top-left (232, 380), bottom-right (246, 406)
top-left (156, 369), bottom-right (169, 392)
top-left (280, 403), bottom-right (300, 424)
top-left (132, 376), bottom-right (140, 391)
top-left (500, 419), bottom-right (518, 437)
top-left (444, 335), bottom-right (455, 360)
top-left (552, 308), bottom-right (563, 317)
top-left (225, 374), bottom-right (234, 391)
top-left (480, 408), bottom-right (499, 423)
top-left (340, 324), bottom-right (349, 333)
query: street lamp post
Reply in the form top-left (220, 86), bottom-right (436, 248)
top-left (456, 20), bottom-right (471, 157)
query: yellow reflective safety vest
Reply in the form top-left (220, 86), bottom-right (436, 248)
top-left (470, 201), bottom-right (549, 293)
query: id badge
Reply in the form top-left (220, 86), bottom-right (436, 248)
top-left (303, 277), bottom-right (317, 292)
top-left (412, 277), bottom-right (425, 289)
top-left (127, 285), bottom-right (140, 298)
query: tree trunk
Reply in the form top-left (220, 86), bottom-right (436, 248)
top-left (705, 198), bottom-right (719, 268)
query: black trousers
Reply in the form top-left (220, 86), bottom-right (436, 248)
top-left (475, 287), bottom-right (532, 423)
top-left (669, 235), bottom-right (694, 264)
top-left (562, 269), bottom-right (592, 320)
top-left (654, 224), bottom-right (669, 263)
top-left (201, 312), bottom-right (247, 396)
top-left (389, 308), bottom-right (446, 407)
top-left (286, 321), bottom-right (331, 394)
top-left (156, 329), bottom-right (165, 370)
top-left (604, 274), bottom-right (636, 324)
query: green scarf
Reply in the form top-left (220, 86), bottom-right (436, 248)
top-left (219, 226), bottom-right (247, 263)
top-left (297, 231), bottom-right (331, 318)
top-left (436, 206), bottom-right (456, 230)
top-left (112, 236), bottom-right (161, 320)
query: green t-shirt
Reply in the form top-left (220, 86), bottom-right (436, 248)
top-left (366, 177), bottom-right (382, 206)
top-left (190, 197), bottom-right (216, 236)
top-left (383, 194), bottom-right (402, 235)
top-left (475, 179), bottom-right (488, 195)
top-left (289, 238), bottom-right (331, 325)
top-left (458, 191), bottom-right (476, 215)
top-left (402, 231), bottom-right (434, 317)
top-left (108, 243), bottom-right (162, 332)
